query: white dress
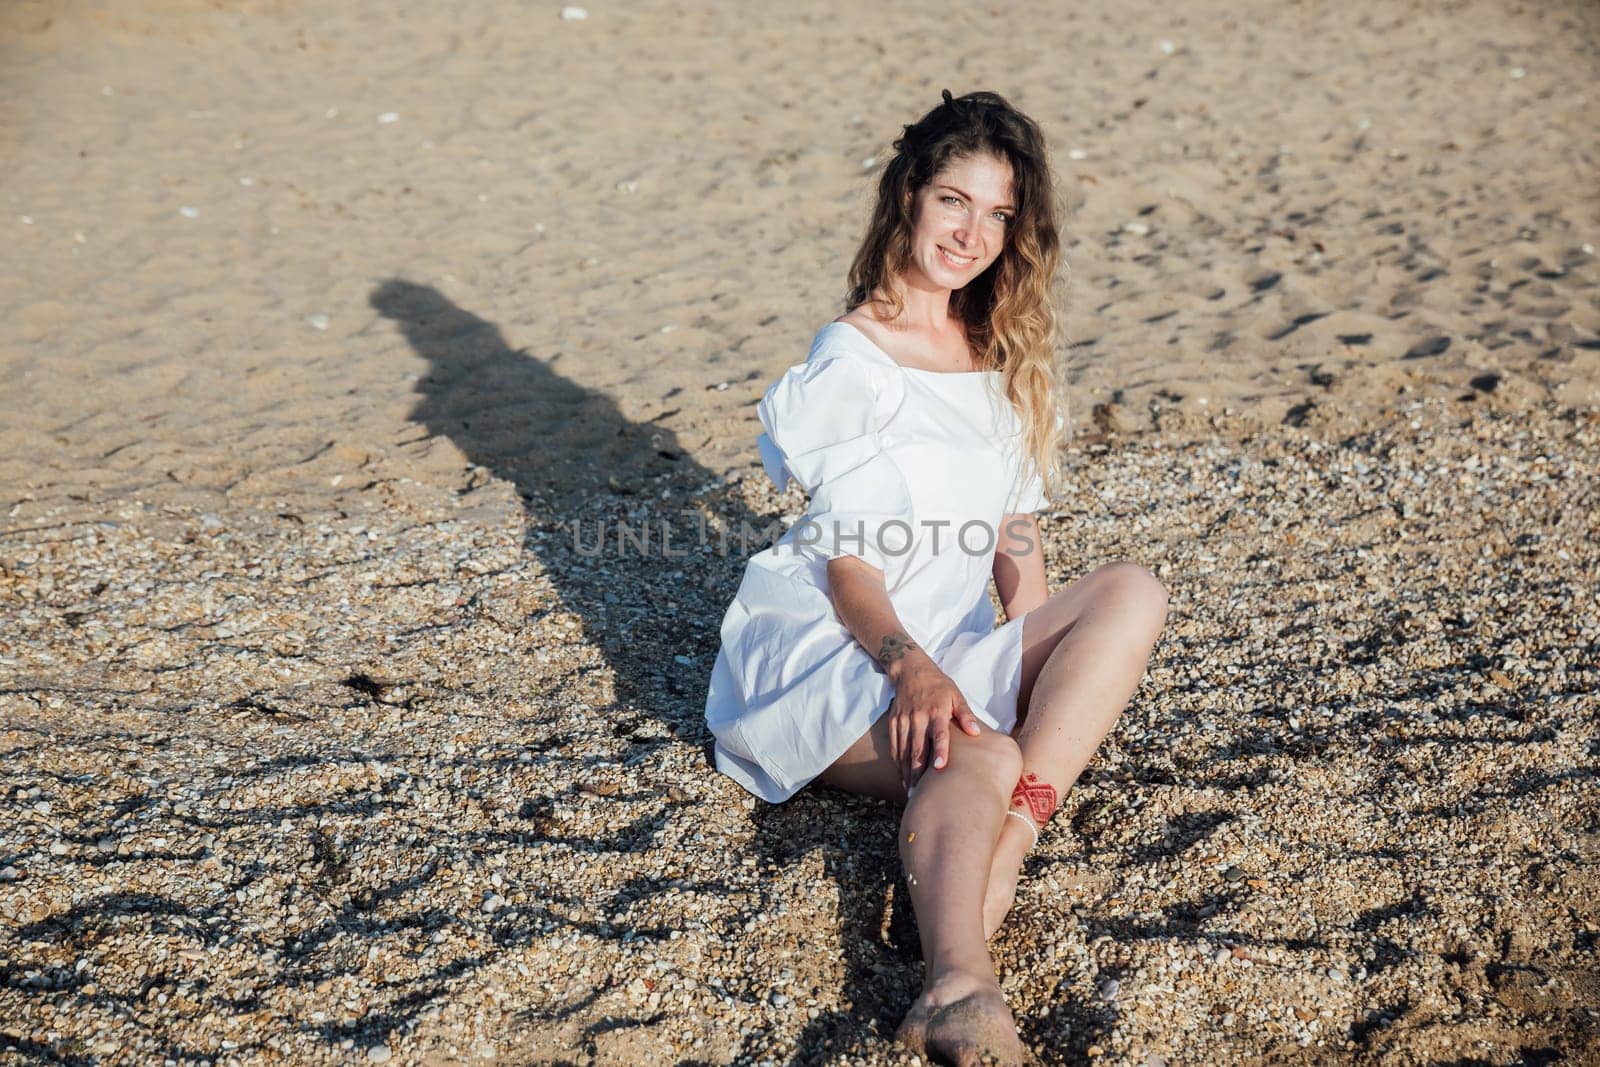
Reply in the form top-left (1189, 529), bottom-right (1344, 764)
top-left (703, 321), bottom-right (1050, 803)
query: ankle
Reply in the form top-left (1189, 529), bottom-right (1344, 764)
top-left (997, 811), bottom-right (1036, 853)
top-left (1008, 770), bottom-right (1058, 843)
top-left (921, 963), bottom-right (997, 1003)
top-left (1002, 808), bottom-right (1040, 849)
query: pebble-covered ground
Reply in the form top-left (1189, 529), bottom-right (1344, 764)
top-left (3, 390), bottom-right (1596, 1066)
top-left (4, 1), bottom-right (1598, 1059)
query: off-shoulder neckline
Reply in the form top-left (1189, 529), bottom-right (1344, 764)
top-left (824, 321), bottom-right (1001, 378)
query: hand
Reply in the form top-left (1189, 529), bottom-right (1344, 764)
top-left (885, 655), bottom-right (983, 792)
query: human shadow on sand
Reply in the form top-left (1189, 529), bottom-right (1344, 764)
top-left (369, 280), bottom-right (951, 1064)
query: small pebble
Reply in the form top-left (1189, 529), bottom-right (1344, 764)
top-left (367, 1045), bottom-right (391, 1063)
top-left (179, 207), bottom-right (199, 219)
top-left (377, 112), bottom-right (400, 124)
top-left (560, 5), bottom-right (589, 19)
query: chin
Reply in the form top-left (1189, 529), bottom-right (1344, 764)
top-left (926, 263), bottom-right (971, 289)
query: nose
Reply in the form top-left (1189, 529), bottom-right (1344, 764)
top-left (952, 209), bottom-right (981, 249)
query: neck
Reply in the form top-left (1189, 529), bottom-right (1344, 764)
top-left (878, 273), bottom-right (954, 333)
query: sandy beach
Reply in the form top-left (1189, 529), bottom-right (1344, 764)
top-left (2, 0), bottom-right (1598, 1064)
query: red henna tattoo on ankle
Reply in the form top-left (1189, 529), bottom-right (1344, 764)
top-left (1011, 772), bottom-right (1057, 825)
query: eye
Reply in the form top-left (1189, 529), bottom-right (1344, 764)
top-left (941, 195), bottom-right (962, 207)
top-left (992, 211), bottom-right (1013, 224)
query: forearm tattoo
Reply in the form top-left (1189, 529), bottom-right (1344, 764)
top-left (877, 631), bottom-right (920, 668)
top-left (1011, 772), bottom-right (1058, 825)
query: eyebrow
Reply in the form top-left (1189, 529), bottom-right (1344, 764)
top-left (938, 184), bottom-right (1015, 212)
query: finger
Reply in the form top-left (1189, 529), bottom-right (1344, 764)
top-left (890, 709), bottom-right (907, 787)
top-left (887, 699), bottom-right (901, 765)
top-left (930, 717), bottom-right (950, 770)
top-left (908, 717), bottom-right (928, 772)
top-left (898, 711), bottom-right (915, 789)
top-left (902, 716), bottom-right (928, 793)
top-left (955, 703), bottom-right (983, 736)
top-left (897, 712), bottom-right (913, 787)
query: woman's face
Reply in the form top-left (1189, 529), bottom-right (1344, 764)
top-left (904, 152), bottom-right (1015, 292)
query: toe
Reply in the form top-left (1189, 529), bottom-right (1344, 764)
top-left (895, 1003), bottom-right (932, 1056)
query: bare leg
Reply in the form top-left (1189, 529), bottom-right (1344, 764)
top-left (818, 712), bottom-right (1030, 1065)
top-left (983, 562), bottom-right (1169, 939)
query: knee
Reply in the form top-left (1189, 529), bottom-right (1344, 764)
top-left (1096, 561), bottom-right (1169, 630)
top-left (958, 728), bottom-right (1023, 790)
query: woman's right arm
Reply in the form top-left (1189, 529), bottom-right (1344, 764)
top-left (826, 556), bottom-right (983, 790)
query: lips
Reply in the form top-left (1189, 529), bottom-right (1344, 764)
top-left (938, 246), bottom-right (976, 268)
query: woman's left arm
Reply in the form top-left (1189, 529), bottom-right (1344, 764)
top-left (993, 512), bottom-right (1048, 621)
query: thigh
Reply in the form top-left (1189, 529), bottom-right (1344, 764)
top-left (811, 702), bottom-right (902, 802)
top-left (812, 700), bottom-right (1017, 804)
top-left (1015, 561), bottom-right (1166, 729)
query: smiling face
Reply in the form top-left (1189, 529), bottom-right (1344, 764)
top-left (903, 152), bottom-right (1015, 292)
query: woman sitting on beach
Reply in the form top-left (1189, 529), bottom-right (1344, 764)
top-left (704, 90), bottom-right (1168, 1065)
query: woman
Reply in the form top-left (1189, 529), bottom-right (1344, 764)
top-left (704, 90), bottom-right (1168, 1065)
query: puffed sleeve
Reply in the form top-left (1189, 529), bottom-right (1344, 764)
top-left (755, 353), bottom-right (913, 577)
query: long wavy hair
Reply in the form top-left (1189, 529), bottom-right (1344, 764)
top-left (846, 89), bottom-right (1065, 504)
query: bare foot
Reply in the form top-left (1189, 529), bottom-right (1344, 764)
top-left (896, 970), bottom-right (1028, 1066)
top-left (982, 816), bottom-right (1035, 940)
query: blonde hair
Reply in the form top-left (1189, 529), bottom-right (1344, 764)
top-left (846, 89), bottom-right (1065, 503)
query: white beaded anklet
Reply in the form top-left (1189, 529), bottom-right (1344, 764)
top-left (1004, 808), bottom-right (1040, 849)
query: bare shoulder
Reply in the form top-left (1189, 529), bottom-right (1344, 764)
top-left (833, 306), bottom-right (897, 351)
top-left (833, 306), bottom-right (877, 331)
